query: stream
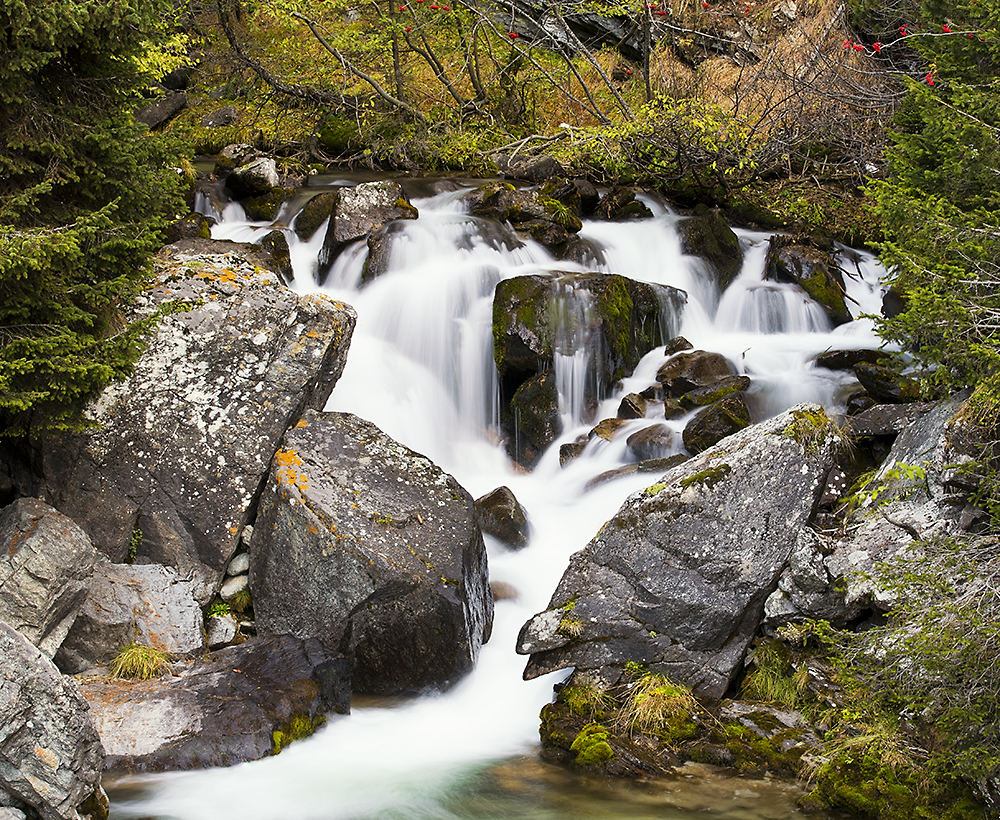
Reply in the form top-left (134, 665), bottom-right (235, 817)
top-left (107, 177), bottom-right (885, 820)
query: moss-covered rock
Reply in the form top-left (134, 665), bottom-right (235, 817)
top-left (678, 206), bottom-right (743, 293)
top-left (764, 236), bottom-right (852, 326)
top-left (681, 392), bottom-right (751, 454)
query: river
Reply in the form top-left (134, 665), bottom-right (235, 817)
top-left (107, 177), bottom-right (884, 820)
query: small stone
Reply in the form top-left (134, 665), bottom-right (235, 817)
top-left (241, 525), bottom-right (254, 547)
top-left (205, 613), bottom-right (238, 649)
top-left (227, 552), bottom-right (250, 576)
top-left (220, 574), bottom-right (249, 602)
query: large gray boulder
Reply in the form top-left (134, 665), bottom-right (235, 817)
top-left (517, 404), bottom-right (841, 699)
top-left (318, 181), bottom-right (418, 273)
top-left (78, 635), bottom-right (349, 771)
top-left (764, 395), bottom-right (977, 628)
top-left (0, 499), bottom-right (97, 658)
top-left (55, 562), bottom-right (205, 674)
top-left (250, 410), bottom-right (493, 695)
top-left (0, 623), bottom-right (106, 820)
top-left (25, 241), bottom-right (356, 605)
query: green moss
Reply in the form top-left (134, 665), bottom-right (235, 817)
top-left (541, 197), bottom-right (583, 232)
top-left (272, 713), bottom-right (325, 755)
top-left (569, 723), bottom-right (616, 765)
top-left (127, 525), bottom-right (141, 563)
top-left (644, 482), bottom-right (668, 495)
top-left (781, 407), bottom-right (837, 455)
top-left (596, 276), bottom-right (634, 378)
top-left (679, 464), bottom-right (731, 490)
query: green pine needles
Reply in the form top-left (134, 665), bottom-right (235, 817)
top-left (0, 0), bottom-right (190, 436)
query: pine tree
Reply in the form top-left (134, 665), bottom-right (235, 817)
top-left (871, 0), bottom-right (1000, 391)
top-left (0, 0), bottom-right (189, 434)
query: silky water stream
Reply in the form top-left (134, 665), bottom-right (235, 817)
top-left (108, 180), bottom-right (887, 820)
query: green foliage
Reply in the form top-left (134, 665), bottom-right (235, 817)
top-left (109, 643), bottom-right (172, 679)
top-left (0, 0), bottom-right (189, 435)
top-left (871, 0), bottom-right (1000, 393)
top-left (206, 599), bottom-right (232, 618)
top-left (617, 669), bottom-right (701, 743)
top-left (229, 587), bottom-right (253, 614)
top-left (741, 639), bottom-right (809, 708)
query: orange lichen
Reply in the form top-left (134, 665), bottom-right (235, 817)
top-left (274, 448), bottom-right (309, 491)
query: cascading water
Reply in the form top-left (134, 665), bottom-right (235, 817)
top-left (109, 180), bottom-right (886, 820)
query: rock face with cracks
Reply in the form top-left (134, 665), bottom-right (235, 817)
top-left (0, 623), bottom-right (106, 820)
top-left (517, 404), bottom-right (839, 699)
top-left (250, 410), bottom-right (493, 695)
top-left (24, 241), bottom-right (356, 605)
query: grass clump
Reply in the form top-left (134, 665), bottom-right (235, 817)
top-left (560, 675), bottom-right (615, 720)
top-left (109, 643), bottom-right (172, 680)
top-left (741, 638), bottom-right (810, 708)
top-left (618, 670), bottom-right (701, 744)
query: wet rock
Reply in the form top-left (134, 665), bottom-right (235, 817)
top-left (617, 393), bottom-right (646, 419)
top-left (241, 187), bottom-right (295, 222)
top-left (25, 242), bottom-right (356, 605)
top-left (463, 183), bottom-right (581, 250)
top-left (509, 370), bottom-right (563, 469)
top-left (677, 375), bottom-right (751, 409)
top-left (677, 207), bottom-right (743, 292)
top-left (540, 177), bottom-right (600, 218)
top-left (764, 237), bottom-right (852, 326)
top-left (259, 230), bottom-right (292, 283)
top-left (656, 350), bottom-right (737, 398)
top-left (812, 348), bottom-right (891, 371)
top-left (293, 192), bottom-right (338, 242)
top-left (518, 404), bottom-right (842, 698)
top-left (54, 562), bottom-right (205, 675)
top-left (626, 424), bottom-right (676, 460)
top-left (225, 156), bottom-right (280, 200)
top-left (584, 454), bottom-right (689, 490)
top-left (78, 635), bottom-right (348, 771)
top-left (0, 499), bottom-right (97, 658)
top-left (559, 440), bottom-right (588, 466)
top-left (594, 186), bottom-right (653, 221)
top-left (682, 392), bottom-right (752, 454)
top-left (164, 213), bottom-right (214, 244)
top-left (250, 410), bottom-right (493, 695)
top-left (0, 623), bottom-right (106, 820)
top-left (590, 418), bottom-right (629, 441)
top-left (854, 362), bottom-right (922, 404)
top-left (475, 486), bottom-right (530, 549)
top-left (841, 402), bottom-right (936, 438)
top-left (845, 390), bottom-right (876, 415)
top-left (319, 181), bottom-right (417, 273)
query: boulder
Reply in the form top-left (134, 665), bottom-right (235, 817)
top-left (0, 499), bottom-right (97, 658)
top-left (134, 91), bottom-right (187, 130)
top-left (656, 350), bottom-right (737, 398)
top-left (764, 237), bottom-right (852, 326)
top-left (853, 361), bottom-right (922, 404)
top-left (55, 562), bottom-right (205, 674)
top-left (626, 424), bottom-right (676, 460)
top-left (593, 186), bottom-right (653, 221)
top-left (677, 207), bottom-right (743, 292)
top-left (199, 105), bottom-right (239, 128)
top-left (508, 370), bottom-right (562, 469)
top-left (0, 623), bottom-right (106, 820)
top-left (682, 392), bottom-right (752, 454)
top-left (250, 410), bottom-right (493, 695)
top-left (293, 192), bottom-right (338, 242)
top-left (811, 348), bottom-right (891, 371)
top-left (517, 404), bottom-right (842, 698)
top-left (22, 241), bottom-right (356, 605)
top-left (163, 213), bottom-right (214, 244)
top-left (78, 635), bottom-right (349, 771)
top-left (475, 486), bottom-right (530, 549)
top-left (494, 154), bottom-right (565, 183)
top-left (318, 181), bottom-right (418, 273)
top-left (677, 375), bottom-right (751, 409)
top-left (241, 187), bottom-right (295, 222)
top-left (463, 182), bottom-right (582, 250)
top-left (616, 393), bottom-right (646, 419)
top-left (765, 395), bottom-right (975, 628)
top-left (225, 156), bottom-right (280, 200)
top-left (259, 230), bottom-right (293, 283)
top-left (539, 177), bottom-right (600, 218)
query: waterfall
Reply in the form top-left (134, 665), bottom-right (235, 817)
top-left (111, 181), bottom-right (882, 820)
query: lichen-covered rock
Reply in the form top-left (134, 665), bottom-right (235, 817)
top-left (77, 635), bottom-right (349, 771)
top-left (55, 562), bottom-right (205, 674)
top-left (0, 499), bottom-right (97, 658)
top-left (764, 237), bottom-right (851, 326)
top-left (765, 395), bottom-right (975, 627)
top-left (475, 486), bottom-right (531, 549)
top-left (26, 241), bottom-right (356, 605)
top-left (0, 623), bottom-right (106, 820)
top-left (318, 181), bottom-right (418, 273)
top-left (517, 404), bottom-right (841, 699)
top-left (250, 410), bottom-right (493, 695)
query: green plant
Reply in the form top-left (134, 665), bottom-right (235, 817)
top-left (560, 676), bottom-right (615, 719)
top-left (569, 723), bottom-right (616, 765)
top-left (109, 643), bottom-right (172, 680)
top-left (228, 587), bottom-right (253, 614)
top-left (127, 526), bottom-right (142, 563)
top-left (206, 600), bottom-right (232, 618)
top-left (617, 670), bottom-right (701, 742)
top-left (741, 639), bottom-right (809, 708)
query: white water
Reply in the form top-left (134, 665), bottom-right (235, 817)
top-left (113, 182), bottom-right (886, 820)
